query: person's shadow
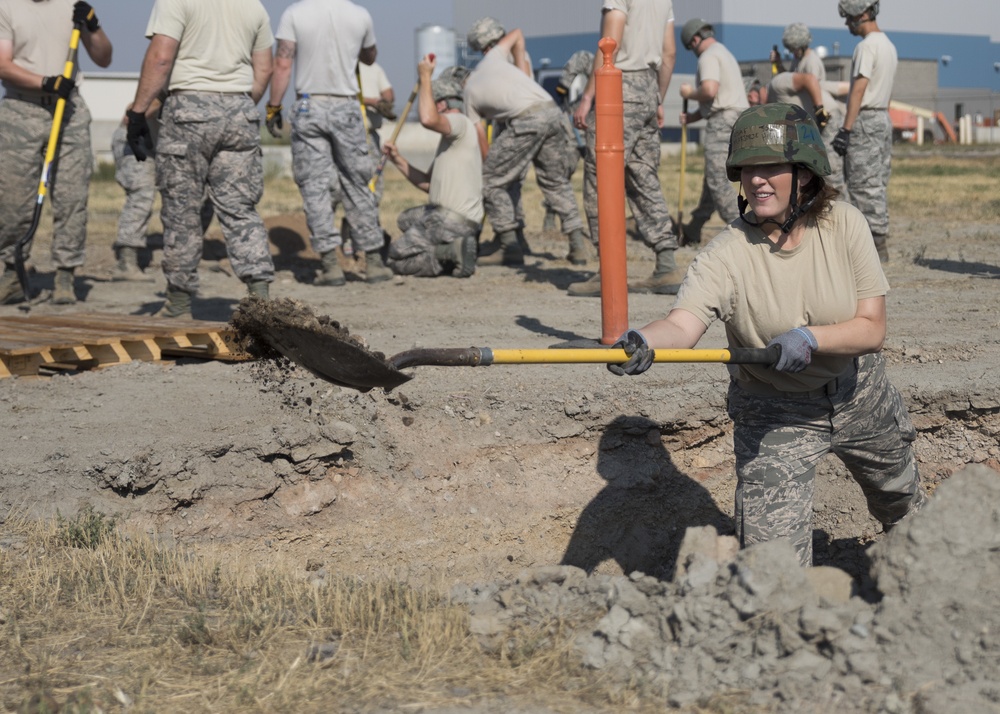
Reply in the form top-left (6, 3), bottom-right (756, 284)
top-left (561, 414), bottom-right (734, 580)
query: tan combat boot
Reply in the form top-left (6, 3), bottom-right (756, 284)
top-left (0, 266), bottom-right (25, 305)
top-left (364, 249), bottom-right (393, 283)
top-left (246, 279), bottom-right (269, 299)
top-left (566, 228), bottom-right (591, 266)
top-left (316, 250), bottom-right (346, 286)
top-left (51, 268), bottom-right (77, 305)
top-left (478, 230), bottom-right (524, 267)
top-left (155, 286), bottom-right (192, 319)
top-left (111, 247), bottom-right (155, 282)
top-left (629, 248), bottom-right (686, 295)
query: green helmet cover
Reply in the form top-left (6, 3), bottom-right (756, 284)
top-left (432, 77), bottom-right (463, 103)
top-left (726, 103), bottom-right (831, 181)
top-left (839, 0), bottom-right (878, 18)
top-left (681, 18), bottom-right (711, 49)
top-left (782, 22), bottom-right (812, 50)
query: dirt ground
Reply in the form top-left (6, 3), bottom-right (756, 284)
top-left (2, 149), bottom-right (1000, 710)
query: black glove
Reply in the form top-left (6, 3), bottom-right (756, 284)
top-left (73, 1), bottom-right (100, 32)
top-left (607, 329), bottom-right (655, 377)
top-left (814, 105), bottom-right (830, 131)
top-left (265, 104), bottom-right (283, 138)
top-left (767, 327), bottom-right (818, 373)
top-left (41, 75), bottom-right (76, 99)
top-left (832, 127), bottom-right (850, 157)
top-left (126, 109), bottom-right (153, 162)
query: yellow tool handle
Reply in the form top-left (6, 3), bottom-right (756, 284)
top-left (487, 347), bottom-right (776, 365)
top-left (37, 27), bottom-right (81, 198)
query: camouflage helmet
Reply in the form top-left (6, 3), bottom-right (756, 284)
top-left (838, 0), bottom-right (879, 18)
top-left (559, 50), bottom-right (594, 89)
top-left (431, 77), bottom-right (463, 103)
top-left (681, 18), bottom-right (712, 50)
top-left (438, 64), bottom-right (472, 87)
top-left (726, 103), bottom-right (831, 182)
top-left (782, 22), bottom-right (812, 50)
top-left (467, 17), bottom-right (505, 53)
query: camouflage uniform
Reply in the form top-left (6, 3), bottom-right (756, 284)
top-left (482, 105), bottom-right (584, 235)
top-left (386, 205), bottom-right (480, 277)
top-left (727, 353), bottom-right (926, 566)
top-left (111, 123), bottom-right (155, 250)
top-left (0, 92), bottom-right (92, 269)
top-left (112, 122), bottom-right (214, 252)
top-left (844, 109), bottom-right (892, 236)
top-left (290, 95), bottom-right (382, 256)
top-left (687, 107), bottom-right (742, 227)
top-left (156, 92), bottom-right (273, 293)
top-left (582, 70), bottom-right (676, 250)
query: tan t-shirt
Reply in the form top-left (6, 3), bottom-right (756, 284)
top-left (791, 50), bottom-right (826, 82)
top-left (601, 0), bottom-right (673, 72)
top-left (672, 201), bottom-right (888, 392)
top-left (275, 0), bottom-right (375, 96)
top-left (146, 0), bottom-right (274, 94)
top-left (358, 61), bottom-right (391, 101)
top-left (696, 41), bottom-right (749, 117)
top-left (850, 31), bottom-right (897, 109)
top-left (429, 113), bottom-right (483, 224)
top-left (0, 0), bottom-right (82, 94)
top-left (766, 72), bottom-right (844, 119)
top-left (463, 43), bottom-right (553, 123)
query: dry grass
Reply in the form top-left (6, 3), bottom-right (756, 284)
top-left (0, 510), bottom-right (634, 713)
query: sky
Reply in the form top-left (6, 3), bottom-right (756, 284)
top-left (78, 0), bottom-right (455, 106)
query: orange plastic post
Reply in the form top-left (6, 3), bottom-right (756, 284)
top-left (594, 37), bottom-right (628, 344)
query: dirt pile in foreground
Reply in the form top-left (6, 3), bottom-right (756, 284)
top-left (453, 465), bottom-right (1000, 713)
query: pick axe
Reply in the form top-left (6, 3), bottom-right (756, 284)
top-left (369, 80), bottom-right (419, 192)
top-left (14, 23), bottom-right (82, 301)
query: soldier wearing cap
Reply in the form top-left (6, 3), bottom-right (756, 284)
top-left (677, 17), bottom-right (749, 246)
top-left (0, 0), bottom-right (112, 305)
top-left (380, 54), bottom-right (483, 279)
top-left (608, 103), bottom-right (925, 566)
top-left (463, 17), bottom-right (588, 267)
top-left (831, 0), bottom-right (896, 263)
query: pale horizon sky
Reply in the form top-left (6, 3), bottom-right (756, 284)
top-left (77, 0), bottom-right (455, 105)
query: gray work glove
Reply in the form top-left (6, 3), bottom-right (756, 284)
top-left (767, 327), bottom-right (818, 372)
top-left (607, 329), bottom-right (654, 376)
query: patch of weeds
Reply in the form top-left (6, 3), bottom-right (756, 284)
top-left (177, 610), bottom-right (215, 647)
top-left (55, 506), bottom-right (119, 549)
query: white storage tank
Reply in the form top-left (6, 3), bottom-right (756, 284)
top-left (415, 24), bottom-right (457, 79)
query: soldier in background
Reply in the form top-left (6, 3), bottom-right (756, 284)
top-left (381, 56), bottom-right (483, 279)
top-left (544, 49), bottom-right (592, 237)
top-left (832, 0), bottom-right (896, 263)
top-left (463, 17), bottom-right (588, 267)
top-left (0, 0), bottom-right (112, 305)
top-left (677, 17), bottom-right (749, 246)
top-left (771, 22), bottom-right (826, 81)
top-left (127, 0), bottom-right (274, 318)
top-left (267, 0), bottom-right (391, 287)
top-left (358, 59), bottom-right (394, 152)
top-left (569, 0), bottom-right (681, 297)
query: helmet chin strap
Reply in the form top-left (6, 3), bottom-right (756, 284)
top-left (738, 165), bottom-right (819, 235)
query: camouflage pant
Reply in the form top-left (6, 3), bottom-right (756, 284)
top-left (582, 70), bottom-right (676, 251)
top-left (726, 353), bottom-right (925, 566)
top-left (821, 108), bottom-right (847, 200)
top-left (690, 108), bottom-right (741, 226)
top-left (844, 109), bottom-right (892, 237)
top-left (156, 92), bottom-right (273, 293)
top-left (386, 204), bottom-right (479, 277)
top-left (483, 104), bottom-right (583, 235)
top-left (542, 112), bottom-right (583, 225)
top-left (112, 123), bottom-right (155, 249)
top-left (0, 94), bottom-right (92, 269)
top-left (290, 95), bottom-right (381, 255)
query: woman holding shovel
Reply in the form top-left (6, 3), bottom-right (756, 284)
top-left (0, 0), bottom-right (112, 305)
top-left (609, 103), bottom-right (925, 566)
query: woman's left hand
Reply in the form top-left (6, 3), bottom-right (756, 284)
top-left (767, 327), bottom-right (818, 372)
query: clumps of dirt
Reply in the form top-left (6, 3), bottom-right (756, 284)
top-left (453, 465), bottom-right (1000, 712)
top-left (230, 296), bottom-right (374, 361)
top-left (229, 297), bottom-right (408, 392)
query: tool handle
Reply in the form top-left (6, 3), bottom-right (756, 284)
top-left (371, 82), bottom-right (419, 185)
top-left (389, 346), bottom-right (780, 368)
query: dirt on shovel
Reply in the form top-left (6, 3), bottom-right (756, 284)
top-left (230, 297), bottom-right (411, 391)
